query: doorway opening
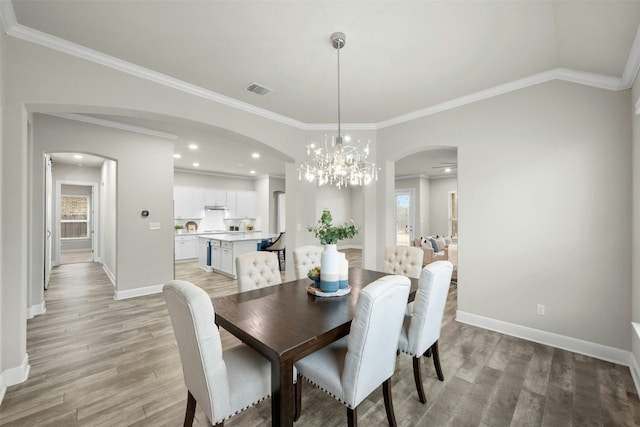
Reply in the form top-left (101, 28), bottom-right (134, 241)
top-left (59, 187), bottom-right (95, 265)
top-left (395, 189), bottom-right (414, 246)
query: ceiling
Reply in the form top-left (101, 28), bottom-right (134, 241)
top-left (10, 1), bottom-right (640, 178)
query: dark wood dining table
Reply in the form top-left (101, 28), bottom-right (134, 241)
top-left (212, 267), bottom-right (419, 427)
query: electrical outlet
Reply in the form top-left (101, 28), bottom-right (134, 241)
top-left (149, 222), bottom-right (161, 230)
top-left (536, 304), bottom-right (545, 316)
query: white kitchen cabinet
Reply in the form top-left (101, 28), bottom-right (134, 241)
top-left (204, 189), bottom-right (227, 207)
top-left (220, 241), bottom-right (233, 274)
top-left (174, 186), bottom-right (204, 219)
top-left (198, 238), bottom-right (209, 270)
top-left (226, 191), bottom-right (237, 217)
top-left (211, 241), bottom-right (221, 270)
top-left (175, 235), bottom-right (198, 260)
top-left (235, 191), bottom-right (257, 218)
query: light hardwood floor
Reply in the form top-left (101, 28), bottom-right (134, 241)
top-left (1, 250), bottom-right (639, 426)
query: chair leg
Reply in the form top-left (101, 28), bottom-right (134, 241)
top-left (347, 407), bottom-right (357, 427)
top-left (412, 356), bottom-right (427, 404)
top-left (382, 378), bottom-right (397, 427)
top-left (294, 374), bottom-right (302, 421)
top-left (184, 390), bottom-right (196, 427)
top-left (431, 340), bottom-right (444, 381)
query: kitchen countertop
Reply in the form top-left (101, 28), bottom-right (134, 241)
top-left (197, 232), bottom-right (278, 242)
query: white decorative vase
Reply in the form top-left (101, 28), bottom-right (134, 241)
top-left (320, 244), bottom-right (340, 293)
top-left (338, 252), bottom-right (348, 289)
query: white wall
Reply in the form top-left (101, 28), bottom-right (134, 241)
top-left (315, 185), bottom-right (359, 248)
top-left (269, 177), bottom-right (285, 233)
top-left (429, 177), bottom-right (457, 236)
top-left (631, 71), bottom-right (640, 380)
top-left (32, 114), bottom-right (174, 298)
top-left (100, 160), bottom-right (117, 281)
top-left (378, 80), bottom-right (632, 353)
top-left (0, 17), bottom-right (5, 395)
top-left (173, 171), bottom-right (255, 191)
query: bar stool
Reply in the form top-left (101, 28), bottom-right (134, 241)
top-left (263, 232), bottom-right (286, 271)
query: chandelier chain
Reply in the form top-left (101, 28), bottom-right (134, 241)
top-left (298, 32), bottom-right (379, 189)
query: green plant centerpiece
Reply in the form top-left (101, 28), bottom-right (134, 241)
top-left (307, 210), bottom-right (358, 293)
top-left (307, 210), bottom-right (358, 245)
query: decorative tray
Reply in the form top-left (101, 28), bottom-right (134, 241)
top-left (306, 284), bottom-right (351, 297)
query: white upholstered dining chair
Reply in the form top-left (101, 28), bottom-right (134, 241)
top-left (294, 275), bottom-right (411, 426)
top-left (384, 245), bottom-right (424, 279)
top-left (235, 251), bottom-right (282, 293)
top-left (292, 245), bottom-right (323, 280)
top-left (163, 280), bottom-right (271, 426)
top-left (397, 260), bottom-right (453, 404)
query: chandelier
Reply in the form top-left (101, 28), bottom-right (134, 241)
top-left (298, 32), bottom-right (378, 189)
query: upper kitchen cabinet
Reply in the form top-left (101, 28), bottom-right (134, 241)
top-left (235, 191), bottom-right (257, 218)
top-left (203, 189), bottom-right (227, 207)
top-left (174, 186), bottom-right (204, 219)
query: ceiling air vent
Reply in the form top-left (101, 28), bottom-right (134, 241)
top-left (244, 82), bottom-right (272, 96)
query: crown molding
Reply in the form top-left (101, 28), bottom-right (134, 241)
top-left (378, 68), bottom-right (625, 129)
top-left (305, 123), bottom-right (377, 131)
top-left (47, 112), bottom-right (178, 139)
top-left (622, 24), bottom-right (640, 88)
top-left (2, 2), bottom-right (638, 131)
top-left (3, 19), bottom-right (308, 130)
top-left (0, 0), bottom-right (17, 31)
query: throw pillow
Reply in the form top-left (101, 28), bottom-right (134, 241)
top-left (436, 237), bottom-right (446, 250)
top-left (428, 237), bottom-right (439, 252)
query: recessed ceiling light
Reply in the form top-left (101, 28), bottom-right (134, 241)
top-left (252, 153), bottom-right (260, 159)
top-left (192, 162), bottom-right (199, 167)
top-left (174, 153), bottom-right (182, 159)
top-left (189, 144), bottom-right (198, 150)
top-left (249, 170), bottom-right (256, 175)
top-left (444, 168), bottom-right (451, 173)
top-left (73, 154), bottom-right (83, 159)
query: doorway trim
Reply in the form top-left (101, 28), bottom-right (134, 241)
top-left (395, 188), bottom-right (415, 246)
top-left (54, 180), bottom-right (99, 267)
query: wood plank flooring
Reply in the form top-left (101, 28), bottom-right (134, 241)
top-left (2, 250), bottom-right (639, 426)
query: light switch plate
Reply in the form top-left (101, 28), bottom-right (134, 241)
top-left (149, 222), bottom-right (161, 230)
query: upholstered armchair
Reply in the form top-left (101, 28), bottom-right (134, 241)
top-left (411, 237), bottom-right (448, 266)
top-left (292, 245), bottom-right (323, 280)
top-left (235, 251), bottom-right (282, 293)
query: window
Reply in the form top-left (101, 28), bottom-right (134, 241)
top-left (448, 191), bottom-right (458, 238)
top-left (61, 195), bottom-right (89, 239)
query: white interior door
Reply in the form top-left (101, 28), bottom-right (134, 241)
top-left (395, 189), bottom-right (414, 246)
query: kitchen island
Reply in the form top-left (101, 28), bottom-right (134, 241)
top-left (198, 232), bottom-right (278, 278)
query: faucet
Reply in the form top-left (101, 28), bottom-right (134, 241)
top-left (239, 221), bottom-right (247, 231)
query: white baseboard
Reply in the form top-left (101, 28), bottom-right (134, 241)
top-left (114, 283), bottom-right (164, 300)
top-left (27, 301), bottom-right (46, 319)
top-left (630, 323), bottom-right (640, 397)
top-left (456, 310), bottom-right (631, 367)
top-left (102, 263), bottom-right (116, 286)
top-left (0, 372), bottom-right (4, 405)
top-left (1, 354), bottom-right (30, 405)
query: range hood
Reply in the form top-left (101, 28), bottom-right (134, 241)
top-left (205, 205), bottom-right (227, 211)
